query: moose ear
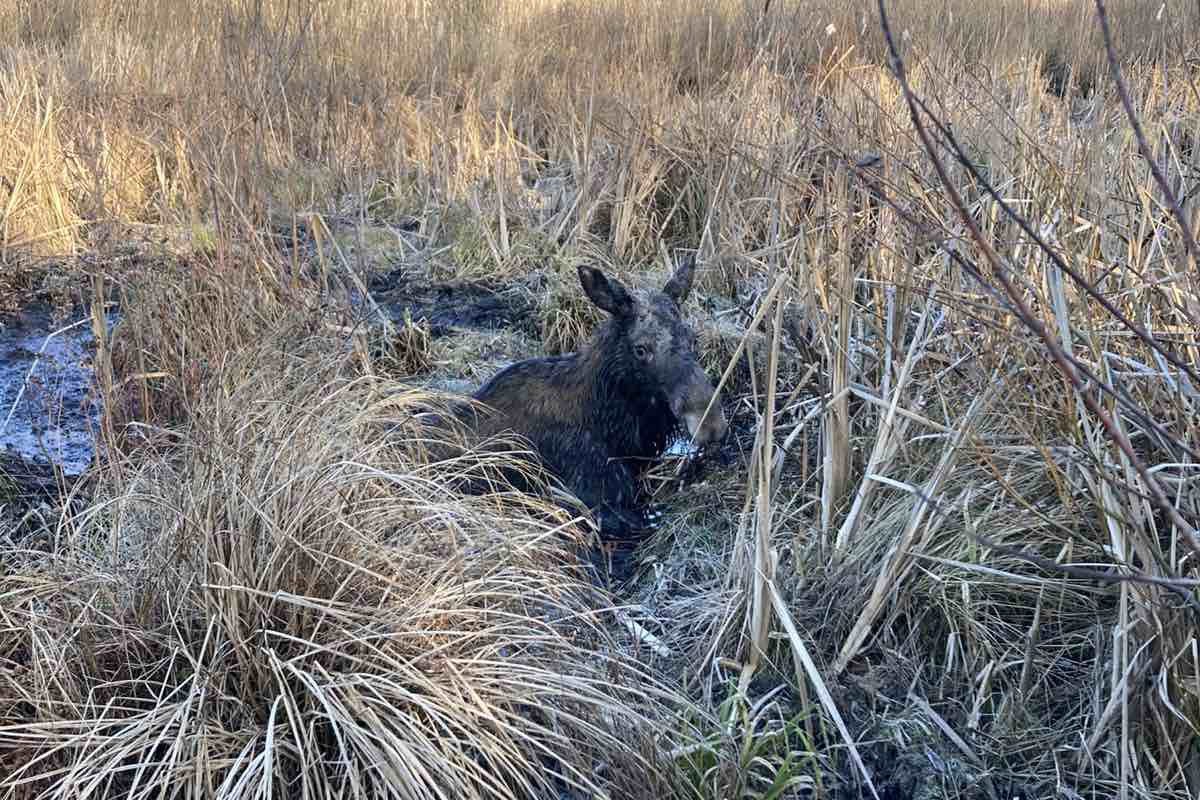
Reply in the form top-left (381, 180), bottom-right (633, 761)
top-left (578, 265), bottom-right (634, 317)
top-left (662, 253), bottom-right (696, 304)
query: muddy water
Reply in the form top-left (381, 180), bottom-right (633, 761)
top-left (0, 304), bottom-right (113, 478)
top-left (368, 271), bottom-right (538, 336)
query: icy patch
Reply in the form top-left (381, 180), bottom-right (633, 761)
top-left (0, 304), bottom-right (115, 476)
top-left (664, 435), bottom-right (700, 458)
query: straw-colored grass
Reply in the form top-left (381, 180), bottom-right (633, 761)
top-left (2, 0), bottom-right (1199, 798)
top-left (1, 326), bottom-right (696, 799)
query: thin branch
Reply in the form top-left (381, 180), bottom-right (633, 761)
top-left (875, 0), bottom-right (1200, 564)
top-left (892, 479), bottom-right (1200, 616)
top-left (969, 529), bottom-right (1200, 615)
top-left (903, 87), bottom-right (1200, 395)
top-left (849, 157), bottom-right (1200, 468)
top-left (1095, 0), bottom-right (1200, 281)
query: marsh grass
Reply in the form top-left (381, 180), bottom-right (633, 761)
top-left (1, 327), bottom-right (698, 799)
top-left (2, 0), bottom-right (1200, 797)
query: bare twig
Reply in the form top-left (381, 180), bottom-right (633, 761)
top-left (902, 87), bottom-right (1200, 393)
top-left (846, 160), bottom-right (1200, 468)
top-left (1095, 0), bottom-right (1200, 281)
top-left (875, 0), bottom-right (1200, 564)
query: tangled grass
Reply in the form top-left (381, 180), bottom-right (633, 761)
top-left (2, 0), bottom-right (1199, 798)
top-left (1, 324), bottom-right (697, 799)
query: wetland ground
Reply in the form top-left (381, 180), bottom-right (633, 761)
top-left (1, 1), bottom-right (1198, 798)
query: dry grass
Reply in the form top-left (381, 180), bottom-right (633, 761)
top-left (2, 0), bottom-right (1200, 798)
top-left (1, 326), bottom-right (695, 799)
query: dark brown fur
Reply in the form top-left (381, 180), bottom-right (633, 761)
top-left (464, 258), bottom-right (728, 544)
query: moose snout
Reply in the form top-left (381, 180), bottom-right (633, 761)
top-left (676, 367), bottom-right (728, 449)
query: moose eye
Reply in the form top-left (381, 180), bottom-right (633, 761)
top-left (633, 344), bottom-right (651, 360)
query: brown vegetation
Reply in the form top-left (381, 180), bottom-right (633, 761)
top-left (1, 0), bottom-right (1198, 798)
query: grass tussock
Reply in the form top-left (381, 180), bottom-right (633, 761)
top-left (2, 0), bottom-right (1199, 798)
top-left (0, 329), bottom-right (694, 799)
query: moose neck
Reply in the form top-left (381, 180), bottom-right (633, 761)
top-left (576, 321), bottom-right (676, 465)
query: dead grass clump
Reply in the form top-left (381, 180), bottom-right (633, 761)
top-left (437, 208), bottom-right (498, 282)
top-left (371, 311), bottom-right (435, 376)
top-left (697, 317), bottom-right (774, 402)
top-left (0, 80), bottom-right (83, 258)
top-left (0, 334), bottom-right (698, 800)
top-left (326, 222), bottom-right (410, 276)
top-left (104, 249), bottom-right (322, 434)
top-left (425, 327), bottom-right (537, 387)
top-left (67, 121), bottom-right (158, 239)
top-left (537, 258), bottom-right (605, 356)
top-left (0, 61), bottom-right (160, 261)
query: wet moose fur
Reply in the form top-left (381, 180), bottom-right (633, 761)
top-left (461, 257), bottom-right (728, 567)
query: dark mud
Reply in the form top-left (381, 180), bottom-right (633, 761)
top-left (0, 303), bottom-right (113, 479)
top-left (368, 270), bottom-right (538, 337)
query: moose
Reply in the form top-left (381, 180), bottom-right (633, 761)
top-left (457, 255), bottom-right (729, 577)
